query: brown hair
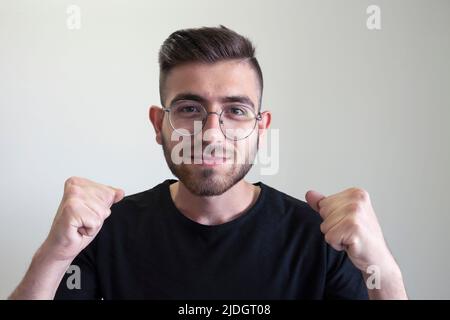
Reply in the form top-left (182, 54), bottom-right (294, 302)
top-left (158, 25), bottom-right (263, 109)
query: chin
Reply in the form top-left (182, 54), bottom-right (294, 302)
top-left (173, 166), bottom-right (236, 196)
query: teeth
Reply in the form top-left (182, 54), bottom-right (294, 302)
top-left (192, 157), bottom-right (227, 160)
top-left (191, 157), bottom-right (228, 164)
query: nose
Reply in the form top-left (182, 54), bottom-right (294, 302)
top-left (201, 112), bottom-right (224, 143)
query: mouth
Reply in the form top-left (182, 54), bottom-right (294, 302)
top-left (191, 156), bottom-right (230, 166)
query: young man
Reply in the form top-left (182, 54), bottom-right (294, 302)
top-left (9, 26), bottom-right (407, 300)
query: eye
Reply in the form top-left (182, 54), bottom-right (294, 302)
top-left (179, 105), bottom-right (200, 113)
top-left (227, 106), bottom-right (248, 116)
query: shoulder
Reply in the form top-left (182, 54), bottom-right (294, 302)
top-left (106, 180), bottom-right (171, 223)
top-left (259, 182), bottom-right (323, 227)
top-left (114, 180), bottom-right (171, 208)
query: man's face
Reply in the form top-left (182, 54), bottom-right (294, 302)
top-left (153, 59), bottom-right (268, 196)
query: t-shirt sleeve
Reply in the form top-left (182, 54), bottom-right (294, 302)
top-left (324, 246), bottom-right (369, 300)
top-left (54, 243), bottom-right (100, 300)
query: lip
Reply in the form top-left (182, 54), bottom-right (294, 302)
top-left (191, 156), bottom-right (229, 166)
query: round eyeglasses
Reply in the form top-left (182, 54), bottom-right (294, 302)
top-left (163, 102), bottom-right (262, 141)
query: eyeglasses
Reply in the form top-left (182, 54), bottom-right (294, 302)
top-left (163, 102), bottom-right (262, 141)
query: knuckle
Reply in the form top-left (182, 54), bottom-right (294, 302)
top-left (96, 188), bottom-right (115, 205)
top-left (350, 188), bottom-right (369, 202)
top-left (106, 191), bottom-right (116, 205)
top-left (324, 232), bottom-right (333, 243)
top-left (66, 184), bottom-right (83, 197)
top-left (93, 215), bottom-right (103, 227)
top-left (346, 202), bottom-right (363, 214)
top-left (103, 208), bottom-right (112, 218)
top-left (94, 207), bottom-right (109, 220)
top-left (65, 176), bottom-right (80, 187)
top-left (319, 222), bottom-right (326, 234)
top-left (63, 198), bottom-right (81, 212)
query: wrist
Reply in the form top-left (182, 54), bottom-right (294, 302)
top-left (38, 236), bottom-right (78, 263)
top-left (32, 243), bottom-right (73, 270)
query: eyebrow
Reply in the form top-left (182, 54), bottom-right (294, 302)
top-left (169, 93), bottom-right (255, 110)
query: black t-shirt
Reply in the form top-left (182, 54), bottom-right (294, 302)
top-left (55, 179), bottom-right (368, 299)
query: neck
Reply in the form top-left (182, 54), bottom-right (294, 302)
top-left (169, 179), bottom-right (260, 226)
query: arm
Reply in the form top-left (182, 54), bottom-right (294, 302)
top-left (8, 244), bottom-right (73, 300)
top-left (363, 254), bottom-right (408, 300)
top-left (306, 188), bottom-right (408, 300)
top-left (8, 176), bottom-right (124, 300)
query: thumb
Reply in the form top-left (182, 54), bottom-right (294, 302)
top-left (305, 190), bottom-right (326, 212)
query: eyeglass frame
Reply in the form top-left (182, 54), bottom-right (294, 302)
top-left (162, 103), bottom-right (263, 141)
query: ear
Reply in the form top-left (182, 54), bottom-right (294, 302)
top-left (257, 110), bottom-right (272, 146)
top-left (149, 105), bottom-right (165, 145)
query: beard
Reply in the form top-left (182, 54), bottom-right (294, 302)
top-left (161, 134), bottom-right (258, 197)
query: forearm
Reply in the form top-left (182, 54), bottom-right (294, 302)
top-left (364, 262), bottom-right (408, 300)
top-left (8, 244), bottom-right (73, 300)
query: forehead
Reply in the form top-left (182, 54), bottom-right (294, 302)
top-left (164, 59), bottom-right (259, 105)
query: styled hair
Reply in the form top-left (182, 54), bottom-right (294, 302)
top-left (158, 25), bottom-right (263, 109)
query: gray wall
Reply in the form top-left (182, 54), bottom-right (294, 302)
top-left (1, 0), bottom-right (449, 299)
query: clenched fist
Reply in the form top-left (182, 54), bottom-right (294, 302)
top-left (305, 188), bottom-right (393, 272)
top-left (43, 176), bottom-right (124, 262)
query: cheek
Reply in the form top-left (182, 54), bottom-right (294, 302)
top-left (234, 136), bottom-right (258, 160)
